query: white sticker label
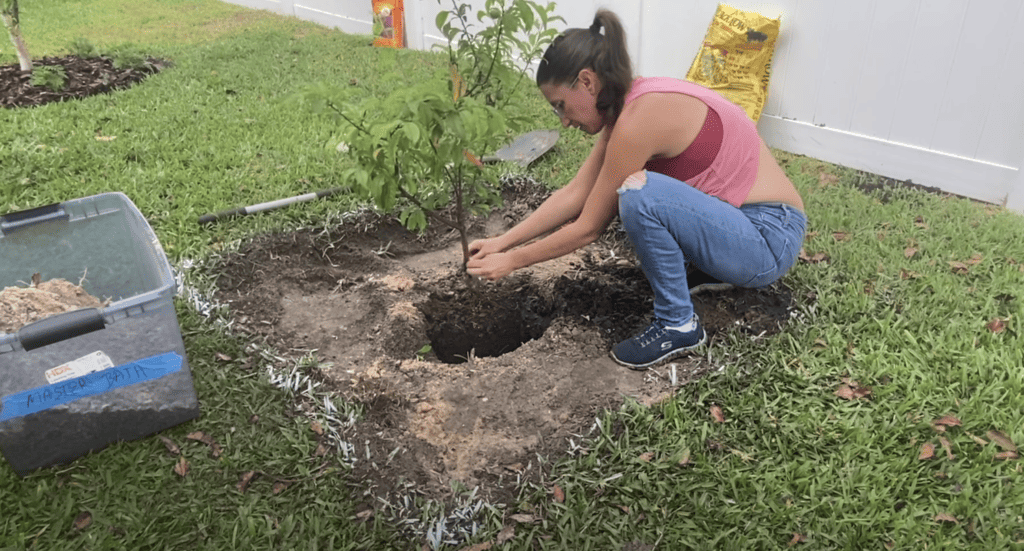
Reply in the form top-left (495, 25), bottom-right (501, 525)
top-left (45, 351), bottom-right (115, 384)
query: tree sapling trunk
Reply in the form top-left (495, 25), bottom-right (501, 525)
top-left (2, 0), bottom-right (32, 72)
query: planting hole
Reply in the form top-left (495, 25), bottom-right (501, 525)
top-left (419, 283), bottom-right (553, 364)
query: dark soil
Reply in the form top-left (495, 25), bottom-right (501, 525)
top-left (1, 55), bottom-right (167, 109)
top-left (211, 177), bottom-right (797, 512)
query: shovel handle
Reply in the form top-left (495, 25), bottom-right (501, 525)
top-left (198, 188), bottom-right (344, 225)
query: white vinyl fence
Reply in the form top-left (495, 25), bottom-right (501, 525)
top-left (225, 0), bottom-right (1024, 212)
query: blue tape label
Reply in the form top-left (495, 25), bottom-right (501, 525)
top-left (0, 352), bottom-right (183, 422)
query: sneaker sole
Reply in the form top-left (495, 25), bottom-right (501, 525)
top-left (610, 332), bottom-right (707, 371)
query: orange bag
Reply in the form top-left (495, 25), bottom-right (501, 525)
top-left (372, 0), bottom-right (404, 49)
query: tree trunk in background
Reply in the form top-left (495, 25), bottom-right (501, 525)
top-left (2, 0), bottom-right (32, 72)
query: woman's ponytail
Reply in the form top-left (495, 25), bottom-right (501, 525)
top-left (537, 9), bottom-right (634, 124)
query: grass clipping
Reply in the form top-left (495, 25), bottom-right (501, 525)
top-left (0, 274), bottom-right (107, 334)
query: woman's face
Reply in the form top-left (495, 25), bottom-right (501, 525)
top-left (539, 71), bottom-right (604, 135)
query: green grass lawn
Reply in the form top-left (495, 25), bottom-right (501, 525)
top-left (3, 1), bottom-right (1024, 549)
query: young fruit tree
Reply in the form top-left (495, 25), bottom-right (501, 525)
top-left (297, 0), bottom-right (560, 272)
top-left (2, 0), bottom-right (32, 71)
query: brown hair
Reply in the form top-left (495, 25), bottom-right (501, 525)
top-left (536, 10), bottom-right (633, 124)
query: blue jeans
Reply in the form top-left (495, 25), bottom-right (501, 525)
top-left (617, 170), bottom-right (807, 326)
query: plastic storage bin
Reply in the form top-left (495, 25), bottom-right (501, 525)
top-left (0, 192), bottom-right (200, 476)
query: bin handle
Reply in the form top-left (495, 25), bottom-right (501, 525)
top-left (19, 308), bottom-right (106, 351)
top-left (0, 203), bottom-right (68, 233)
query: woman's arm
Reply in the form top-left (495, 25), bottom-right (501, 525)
top-left (469, 128), bottom-right (610, 257)
top-left (468, 93), bottom-right (704, 280)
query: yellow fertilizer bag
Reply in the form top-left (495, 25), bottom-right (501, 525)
top-left (372, 0), bottom-right (404, 48)
top-left (685, 4), bottom-right (780, 122)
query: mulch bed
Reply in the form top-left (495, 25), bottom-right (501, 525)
top-left (1, 55), bottom-right (168, 109)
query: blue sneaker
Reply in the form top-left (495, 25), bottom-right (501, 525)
top-left (610, 317), bottom-right (706, 370)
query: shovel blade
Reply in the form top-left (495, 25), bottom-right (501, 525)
top-left (484, 129), bottom-right (559, 167)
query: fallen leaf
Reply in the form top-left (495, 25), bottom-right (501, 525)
top-left (552, 484), bottom-right (565, 503)
top-left (933, 512), bottom-right (958, 524)
top-left (463, 542), bottom-right (493, 551)
top-left (214, 352), bottom-right (232, 362)
top-left (852, 386), bottom-right (873, 399)
top-left (788, 532), bottom-right (806, 546)
top-left (186, 431), bottom-right (214, 446)
top-left (237, 470), bottom-right (257, 493)
top-left (355, 509), bottom-right (374, 522)
top-left (710, 405), bottom-right (726, 423)
top-left (919, 442), bottom-right (936, 460)
top-left (932, 415), bottom-right (962, 428)
top-left (509, 513), bottom-right (540, 524)
top-left (904, 247), bottom-right (918, 259)
top-left (639, 451), bottom-right (655, 462)
top-left (987, 430), bottom-right (1018, 452)
top-left (186, 431), bottom-right (221, 457)
top-left (73, 511), bottom-right (92, 531)
top-left (994, 451), bottom-right (1019, 460)
top-left (986, 318), bottom-right (1006, 333)
top-left (949, 261), bottom-right (969, 274)
top-left (798, 248), bottom-right (829, 264)
top-left (313, 442), bottom-right (329, 457)
top-left (967, 253), bottom-right (983, 265)
top-left (272, 481), bottom-right (291, 495)
top-left (818, 172), bottom-right (839, 186)
top-left (310, 421), bottom-right (324, 435)
top-left (730, 448), bottom-right (755, 462)
top-left (496, 524), bottom-right (515, 544)
top-left (966, 432), bottom-right (988, 447)
top-left (939, 436), bottom-right (955, 461)
top-left (158, 435), bottom-right (180, 455)
top-left (899, 269), bottom-right (921, 280)
top-left (678, 448), bottom-right (692, 467)
top-left (173, 456), bottom-right (190, 477)
top-left (832, 232), bottom-right (849, 241)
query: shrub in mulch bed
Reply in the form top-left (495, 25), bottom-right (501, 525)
top-left (0, 55), bottom-right (169, 109)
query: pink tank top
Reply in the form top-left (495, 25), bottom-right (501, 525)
top-left (624, 77), bottom-right (761, 207)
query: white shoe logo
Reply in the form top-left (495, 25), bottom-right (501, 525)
top-left (661, 342), bottom-right (672, 350)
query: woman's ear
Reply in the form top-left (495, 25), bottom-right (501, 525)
top-left (578, 68), bottom-right (599, 96)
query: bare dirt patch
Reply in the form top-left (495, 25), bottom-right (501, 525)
top-left (212, 177), bottom-right (795, 508)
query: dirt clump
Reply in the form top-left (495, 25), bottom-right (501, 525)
top-left (1, 275), bottom-right (107, 333)
top-left (212, 178), bottom-right (796, 508)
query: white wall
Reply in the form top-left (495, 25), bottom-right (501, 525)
top-left (222, 0), bottom-right (1024, 211)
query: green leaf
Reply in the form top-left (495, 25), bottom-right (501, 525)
top-left (435, 10), bottom-right (450, 30)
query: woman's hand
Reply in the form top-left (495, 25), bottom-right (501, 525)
top-left (466, 251), bottom-right (517, 281)
top-left (468, 237), bottom-right (504, 260)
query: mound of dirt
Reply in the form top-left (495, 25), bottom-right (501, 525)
top-left (212, 178), bottom-right (796, 507)
top-left (0, 275), bottom-right (107, 334)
